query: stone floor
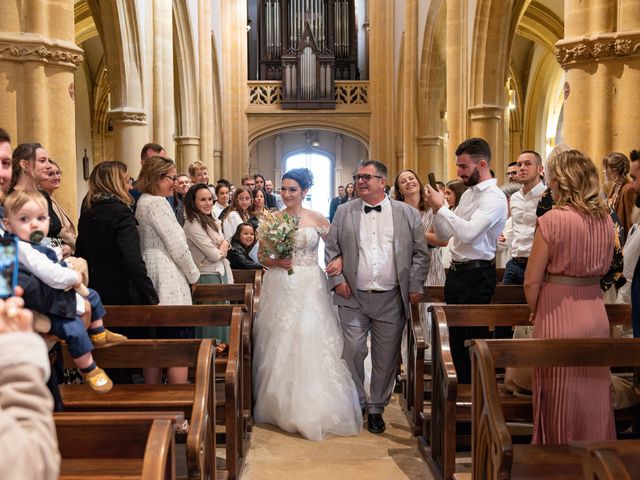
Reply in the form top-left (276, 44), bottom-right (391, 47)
top-left (241, 394), bottom-right (433, 480)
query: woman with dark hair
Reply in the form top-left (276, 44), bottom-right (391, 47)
top-left (227, 223), bottom-right (262, 270)
top-left (221, 185), bottom-right (252, 241)
top-left (603, 151), bottom-right (636, 237)
top-left (252, 167), bottom-right (361, 441)
top-left (443, 180), bottom-right (468, 210)
top-left (250, 187), bottom-right (267, 229)
top-left (524, 149), bottom-right (616, 444)
top-left (183, 183), bottom-right (232, 341)
top-left (213, 183), bottom-right (230, 219)
top-left (342, 182), bottom-right (356, 203)
top-left (11, 143), bottom-right (68, 255)
top-left (76, 161), bottom-right (158, 306)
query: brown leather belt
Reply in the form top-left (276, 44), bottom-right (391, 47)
top-left (544, 273), bottom-right (600, 286)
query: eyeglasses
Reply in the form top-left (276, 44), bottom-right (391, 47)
top-left (162, 174), bottom-right (178, 182)
top-left (353, 174), bottom-right (384, 183)
top-left (506, 171), bottom-right (518, 177)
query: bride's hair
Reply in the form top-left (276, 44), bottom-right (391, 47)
top-left (282, 168), bottom-right (314, 190)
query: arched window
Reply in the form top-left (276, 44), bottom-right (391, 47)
top-left (283, 149), bottom-right (333, 217)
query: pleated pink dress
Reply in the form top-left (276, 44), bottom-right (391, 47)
top-left (532, 206), bottom-right (616, 445)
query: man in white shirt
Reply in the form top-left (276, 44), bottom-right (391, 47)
top-left (503, 151), bottom-right (545, 285)
top-left (425, 137), bottom-right (508, 383)
top-left (325, 160), bottom-right (429, 434)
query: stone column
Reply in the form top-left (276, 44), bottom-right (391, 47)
top-left (445, 0), bottom-right (468, 178)
top-left (368, 0), bottom-right (395, 170)
top-left (0, 0), bottom-right (82, 219)
top-left (175, 136), bottom-right (200, 172)
top-left (221, 0), bottom-right (249, 182)
top-left (108, 109), bottom-right (148, 177)
top-left (152, 0), bottom-right (175, 158)
top-left (198, 0), bottom-right (215, 176)
top-left (274, 134), bottom-right (282, 184)
top-left (418, 135), bottom-right (445, 180)
top-left (401, 0), bottom-right (419, 171)
top-left (558, 0), bottom-right (640, 161)
top-left (468, 105), bottom-right (504, 179)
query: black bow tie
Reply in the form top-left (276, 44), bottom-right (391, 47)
top-left (364, 205), bottom-right (382, 214)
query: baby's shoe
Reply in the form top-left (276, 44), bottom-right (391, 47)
top-left (91, 329), bottom-right (127, 348)
top-left (83, 367), bottom-right (113, 394)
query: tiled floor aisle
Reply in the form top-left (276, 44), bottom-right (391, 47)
top-left (242, 394), bottom-right (434, 480)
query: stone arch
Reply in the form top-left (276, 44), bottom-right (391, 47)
top-left (173, 0), bottom-right (199, 171)
top-left (417, 0), bottom-right (446, 179)
top-left (248, 121), bottom-right (370, 154)
top-left (468, 0), bottom-right (532, 176)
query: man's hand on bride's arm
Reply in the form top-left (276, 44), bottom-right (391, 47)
top-left (409, 292), bottom-right (424, 305)
top-left (334, 282), bottom-right (352, 299)
top-left (325, 256), bottom-right (343, 276)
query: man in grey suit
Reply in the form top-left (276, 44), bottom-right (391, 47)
top-left (324, 160), bottom-right (430, 433)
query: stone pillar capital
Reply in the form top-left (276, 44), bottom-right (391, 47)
top-left (107, 108), bottom-right (148, 126)
top-left (417, 135), bottom-right (443, 147)
top-left (0, 32), bottom-right (83, 70)
top-left (468, 105), bottom-right (504, 121)
top-left (555, 31), bottom-right (640, 69)
top-left (175, 136), bottom-right (200, 146)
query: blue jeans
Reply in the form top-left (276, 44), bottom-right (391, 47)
top-left (86, 288), bottom-right (106, 321)
top-left (494, 258), bottom-right (527, 339)
top-left (502, 258), bottom-right (526, 286)
top-left (49, 316), bottom-right (94, 359)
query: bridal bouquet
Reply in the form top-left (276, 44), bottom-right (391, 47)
top-left (257, 210), bottom-right (300, 275)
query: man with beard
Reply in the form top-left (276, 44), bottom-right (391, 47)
top-left (425, 137), bottom-right (507, 383)
top-left (628, 150), bottom-right (640, 336)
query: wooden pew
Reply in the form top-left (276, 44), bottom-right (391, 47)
top-left (420, 303), bottom-right (631, 480)
top-left (468, 338), bottom-right (640, 480)
top-left (571, 440), bottom-right (640, 480)
top-left (97, 305), bottom-right (246, 480)
top-left (191, 283), bottom-right (255, 432)
top-left (232, 269), bottom-right (263, 313)
top-left (56, 412), bottom-right (182, 480)
top-left (401, 285), bottom-right (527, 435)
top-left (60, 339), bottom-right (217, 480)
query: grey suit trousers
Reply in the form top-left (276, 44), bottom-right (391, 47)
top-left (339, 288), bottom-right (405, 415)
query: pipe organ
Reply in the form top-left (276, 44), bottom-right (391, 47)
top-left (258, 0), bottom-right (357, 108)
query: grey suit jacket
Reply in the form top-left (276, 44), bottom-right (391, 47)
top-left (324, 198), bottom-right (430, 319)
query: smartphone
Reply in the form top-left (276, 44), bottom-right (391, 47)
top-left (0, 236), bottom-right (19, 299)
top-left (428, 172), bottom-right (438, 190)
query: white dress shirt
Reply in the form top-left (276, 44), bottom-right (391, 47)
top-left (433, 178), bottom-right (507, 262)
top-left (357, 196), bottom-right (398, 291)
top-left (509, 180), bottom-right (546, 258)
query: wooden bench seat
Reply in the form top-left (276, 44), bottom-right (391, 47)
top-left (60, 340), bottom-right (216, 480)
top-left (571, 440), bottom-right (640, 479)
top-left (401, 285), bottom-right (528, 435)
top-left (99, 305), bottom-right (245, 480)
top-left (418, 303), bottom-right (632, 480)
top-left (468, 338), bottom-right (640, 480)
top-left (192, 283), bottom-right (256, 432)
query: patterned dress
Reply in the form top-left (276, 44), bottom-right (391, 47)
top-left (532, 207), bottom-right (615, 444)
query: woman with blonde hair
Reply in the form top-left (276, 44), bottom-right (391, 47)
top-left (76, 161), bottom-right (158, 306)
top-left (39, 159), bottom-right (77, 253)
top-left (136, 156), bottom-right (200, 385)
top-left (603, 151), bottom-right (636, 236)
top-left (524, 149), bottom-right (615, 444)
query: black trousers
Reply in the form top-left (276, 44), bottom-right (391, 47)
top-left (444, 265), bottom-right (496, 384)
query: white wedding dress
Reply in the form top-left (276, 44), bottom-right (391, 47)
top-left (253, 226), bottom-right (363, 441)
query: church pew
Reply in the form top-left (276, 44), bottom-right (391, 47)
top-left (231, 269), bottom-right (263, 314)
top-left (401, 285), bottom-right (527, 435)
top-left (421, 303), bottom-right (632, 480)
top-left (97, 305), bottom-right (246, 480)
top-left (60, 340), bottom-right (217, 480)
top-left (56, 412), bottom-right (182, 480)
top-left (192, 283), bottom-right (256, 432)
top-left (468, 338), bottom-right (640, 480)
top-left (570, 440), bottom-right (640, 480)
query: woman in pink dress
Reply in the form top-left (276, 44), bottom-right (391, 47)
top-left (524, 149), bottom-right (616, 444)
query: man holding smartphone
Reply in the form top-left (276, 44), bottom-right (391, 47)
top-left (425, 137), bottom-right (507, 383)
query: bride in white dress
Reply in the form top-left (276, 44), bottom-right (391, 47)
top-left (253, 168), bottom-right (362, 441)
